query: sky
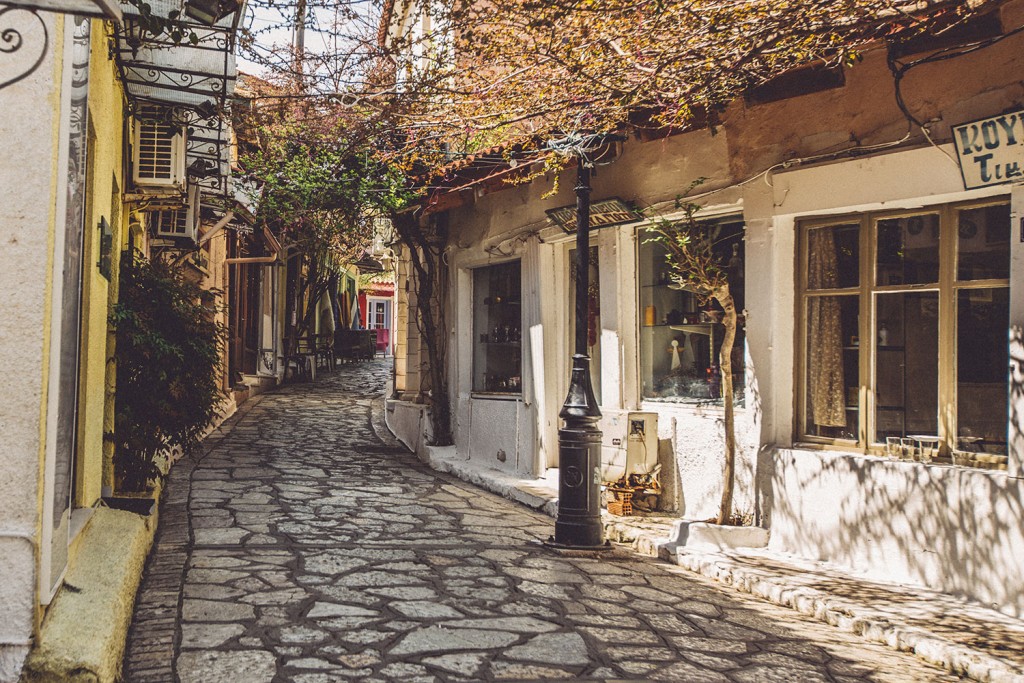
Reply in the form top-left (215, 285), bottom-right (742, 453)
top-left (236, 0), bottom-right (380, 83)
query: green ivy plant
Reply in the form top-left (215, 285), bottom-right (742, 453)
top-left (109, 251), bottom-right (226, 493)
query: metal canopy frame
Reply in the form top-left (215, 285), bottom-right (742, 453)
top-left (186, 112), bottom-right (231, 196)
top-left (2, 0), bottom-right (122, 22)
top-left (113, 0), bottom-right (246, 199)
top-left (113, 13), bottom-right (239, 110)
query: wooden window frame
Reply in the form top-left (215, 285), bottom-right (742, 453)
top-left (795, 198), bottom-right (1011, 459)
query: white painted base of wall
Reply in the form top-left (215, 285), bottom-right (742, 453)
top-left (664, 519), bottom-right (769, 553)
top-left (385, 400), bottom-right (432, 460)
top-left (0, 646), bottom-right (29, 683)
top-left (769, 447), bottom-right (1024, 620)
top-left (423, 444), bottom-right (459, 467)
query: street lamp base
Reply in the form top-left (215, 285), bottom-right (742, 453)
top-left (543, 537), bottom-right (613, 552)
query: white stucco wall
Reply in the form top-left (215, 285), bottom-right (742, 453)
top-left (769, 448), bottom-right (1024, 618)
top-left (760, 144), bottom-right (1024, 617)
top-left (444, 130), bottom-right (737, 482)
top-left (397, 21), bottom-right (1024, 616)
top-left (0, 11), bottom-right (64, 679)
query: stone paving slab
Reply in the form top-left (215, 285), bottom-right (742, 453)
top-left (383, 392), bottom-right (1024, 683)
top-left (125, 360), bottom-right (966, 682)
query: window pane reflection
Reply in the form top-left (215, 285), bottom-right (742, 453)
top-left (875, 292), bottom-right (938, 441)
top-left (957, 204), bottom-right (1010, 281)
top-left (472, 261), bottom-right (522, 393)
top-left (876, 214), bottom-right (939, 286)
top-left (805, 295), bottom-right (859, 440)
top-left (639, 222), bottom-right (745, 405)
top-left (957, 287), bottom-right (1009, 453)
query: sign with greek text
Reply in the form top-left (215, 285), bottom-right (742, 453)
top-left (953, 112), bottom-right (1024, 190)
top-left (546, 197), bottom-right (640, 234)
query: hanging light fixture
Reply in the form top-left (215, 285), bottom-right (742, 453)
top-left (184, 0), bottom-right (237, 26)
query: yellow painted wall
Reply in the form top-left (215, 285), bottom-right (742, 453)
top-left (31, 16), bottom-right (67, 634)
top-left (75, 21), bottom-right (125, 507)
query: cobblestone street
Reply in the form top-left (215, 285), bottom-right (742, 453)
top-left (124, 361), bottom-right (960, 682)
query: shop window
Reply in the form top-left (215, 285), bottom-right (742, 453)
top-left (798, 201), bottom-right (1010, 467)
top-left (472, 261), bottom-right (522, 394)
top-left (639, 219), bottom-right (745, 405)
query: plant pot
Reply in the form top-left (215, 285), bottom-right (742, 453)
top-left (102, 496), bottom-right (156, 516)
top-left (666, 519), bottom-right (768, 551)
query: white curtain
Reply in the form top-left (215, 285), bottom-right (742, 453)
top-left (807, 229), bottom-right (847, 428)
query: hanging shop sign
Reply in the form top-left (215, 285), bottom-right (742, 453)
top-left (953, 111), bottom-right (1024, 190)
top-left (547, 198), bottom-right (640, 234)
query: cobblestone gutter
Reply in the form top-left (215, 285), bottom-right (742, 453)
top-left (17, 395), bottom-right (261, 683)
top-left (672, 549), bottom-right (1024, 683)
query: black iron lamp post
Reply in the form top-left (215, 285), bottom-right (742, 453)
top-left (549, 154), bottom-right (607, 549)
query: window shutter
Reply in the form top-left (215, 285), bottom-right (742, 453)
top-left (151, 185), bottom-right (200, 242)
top-left (153, 208), bottom-right (188, 236)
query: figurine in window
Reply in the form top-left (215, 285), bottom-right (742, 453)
top-left (670, 338), bottom-right (684, 371)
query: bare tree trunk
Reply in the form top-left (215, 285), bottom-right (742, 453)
top-left (327, 272), bottom-right (341, 328)
top-left (392, 211), bottom-right (453, 446)
top-left (714, 284), bottom-right (737, 525)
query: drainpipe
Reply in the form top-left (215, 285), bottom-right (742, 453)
top-left (223, 225), bottom-right (283, 266)
top-left (198, 211), bottom-right (235, 246)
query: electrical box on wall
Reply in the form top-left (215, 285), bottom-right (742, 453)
top-left (599, 411), bottom-right (658, 482)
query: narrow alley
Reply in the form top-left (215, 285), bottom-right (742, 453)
top-left (123, 361), bottom-right (959, 682)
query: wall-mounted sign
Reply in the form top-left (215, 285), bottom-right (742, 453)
top-left (952, 111), bottom-right (1024, 190)
top-left (546, 198), bottom-right (641, 234)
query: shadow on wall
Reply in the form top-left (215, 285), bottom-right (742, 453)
top-left (1010, 325), bottom-right (1023, 478)
top-left (766, 446), bottom-right (1024, 619)
top-left (658, 435), bottom-right (679, 512)
top-left (760, 327), bottom-right (1024, 619)
top-left (666, 395), bottom-right (762, 520)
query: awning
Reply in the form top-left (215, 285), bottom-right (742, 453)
top-left (3, 0), bottom-right (122, 22)
top-left (113, 0), bottom-right (243, 110)
top-left (112, 0), bottom-right (245, 198)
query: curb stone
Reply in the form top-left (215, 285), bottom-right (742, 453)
top-left (673, 549), bottom-right (1024, 683)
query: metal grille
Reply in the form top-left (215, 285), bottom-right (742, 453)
top-left (154, 208), bottom-right (188, 236)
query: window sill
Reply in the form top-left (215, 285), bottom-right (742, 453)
top-left (640, 399), bottom-right (747, 415)
top-left (785, 445), bottom-right (1011, 474)
top-left (69, 507), bottom-right (96, 543)
top-left (471, 392), bottom-right (522, 401)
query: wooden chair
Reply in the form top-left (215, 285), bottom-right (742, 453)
top-left (284, 336), bottom-right (317, 382)
top-left (316, 332), bottom-right (335, 372)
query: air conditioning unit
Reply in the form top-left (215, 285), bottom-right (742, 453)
top-left (133, 105), bottom-right (186, 190)
top-left (151, 184), bottom-right (199, 243)
top-left (599, 411), bottom-right (658, 482)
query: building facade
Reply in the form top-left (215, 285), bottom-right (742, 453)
top-left (0, 0), bottom-right (248, 676)
top-left (389, 1), bottom-right (1024, 619)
